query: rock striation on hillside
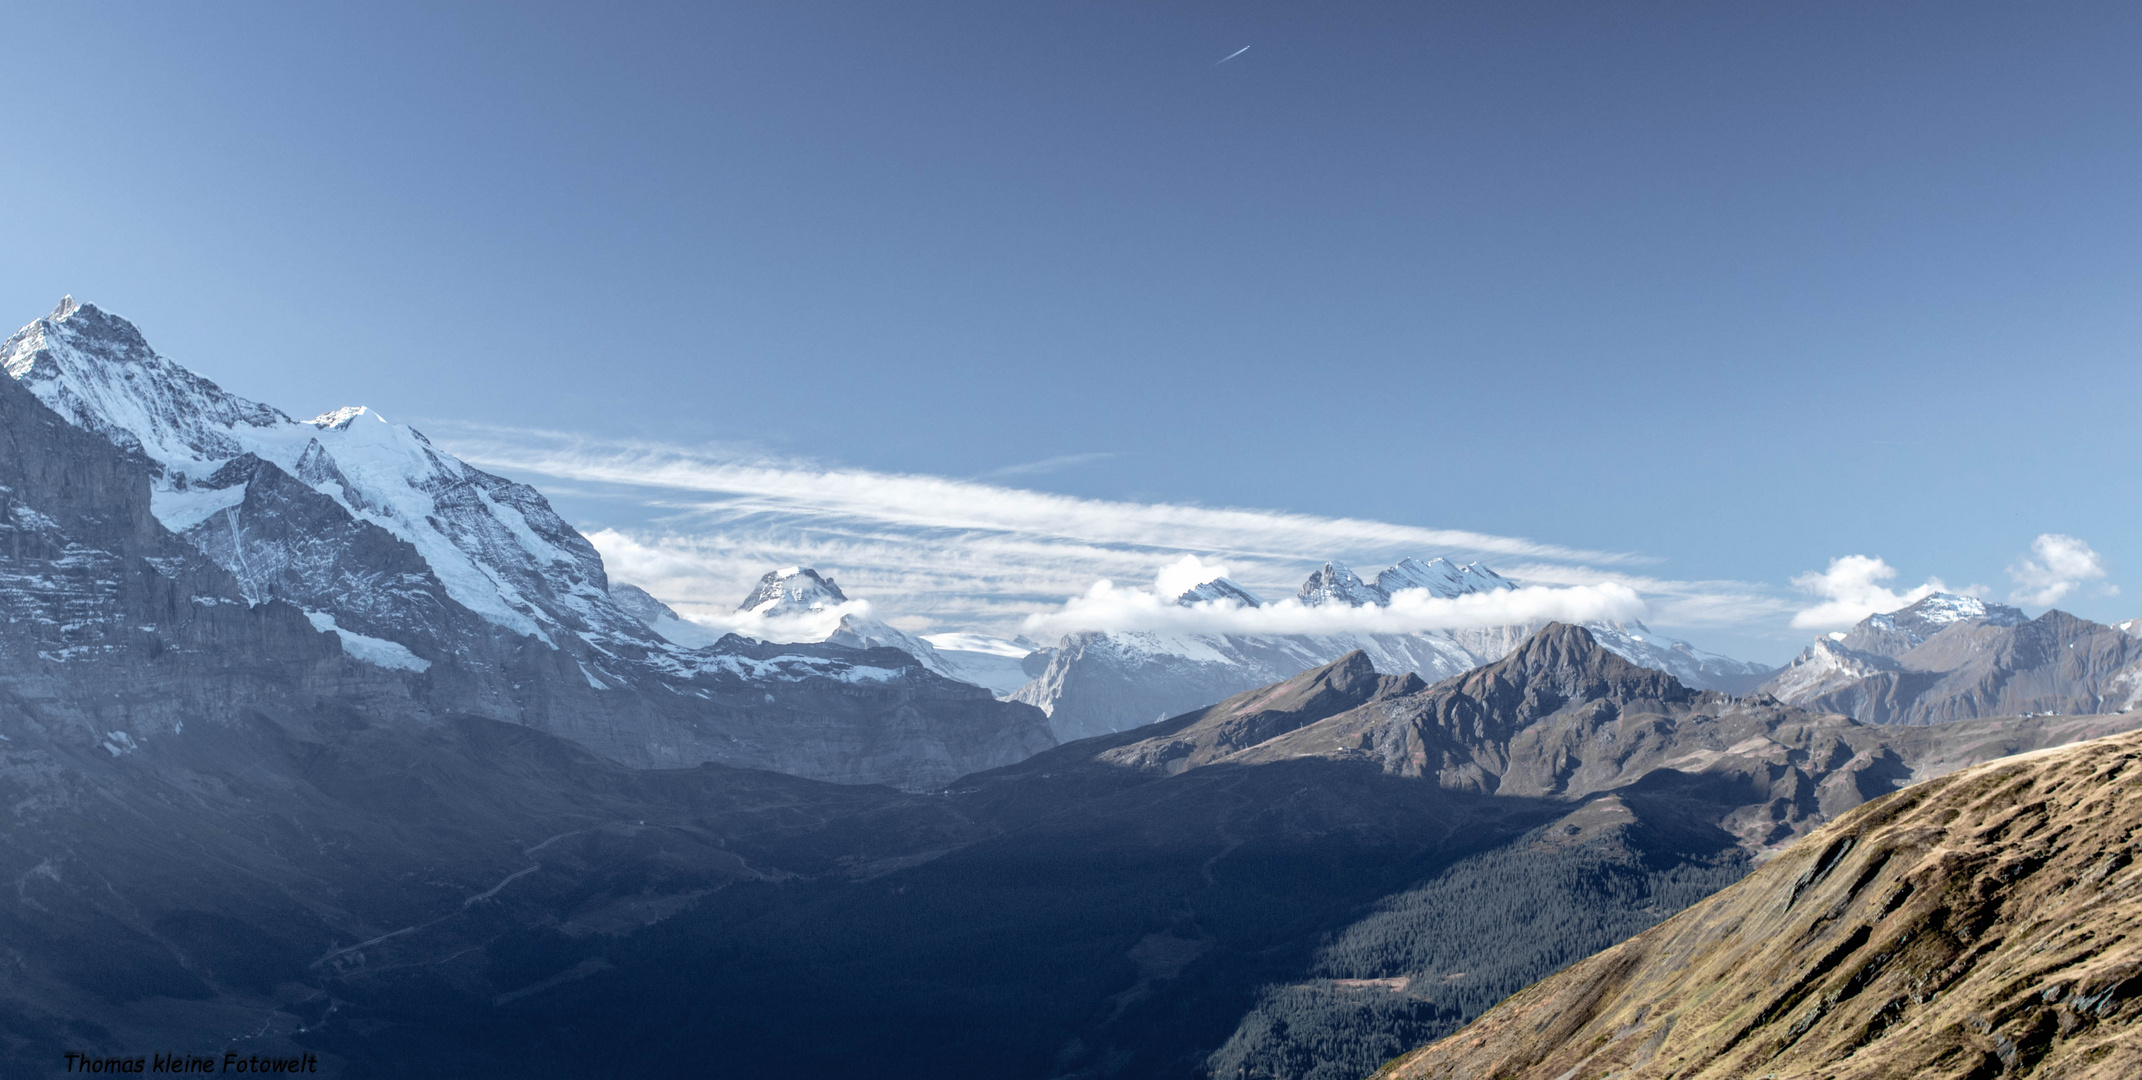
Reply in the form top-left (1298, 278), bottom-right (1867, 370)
top-left (1763, 592), bottom-right (2142, 725)
top-left (1372, 726), bottom-right (2142, 1080)
top-left (0, 298), bottom-right (1052, 788)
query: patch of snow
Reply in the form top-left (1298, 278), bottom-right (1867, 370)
top-left (151, 484), bottom-right (249, 532)
top-left (921, 633), bottom-right (1031, 658)
top-left (305, 610), bottom-right (431, 673)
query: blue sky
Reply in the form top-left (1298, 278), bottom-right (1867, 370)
top-left (3, 2), bottom-right (2138, 661)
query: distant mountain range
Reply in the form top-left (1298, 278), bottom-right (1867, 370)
top-left (6, 297), bottom-right (2141, 1079)
top-left (1010, 558), bottom-right (1776, 741)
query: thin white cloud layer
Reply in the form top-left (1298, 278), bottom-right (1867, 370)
top-left (2009, 533), bottom-right (2114, 606)
top-left (1788, 555), bottom-right (1948, 629)
top-left (700, 603), bottom-right (871, 644)
top-left (1021, 580), bottom-right (1646, 637)
top-left (434, 424), bottom-right (1781, 641)
top-left (1498, 562), bottom-right (1796, 628)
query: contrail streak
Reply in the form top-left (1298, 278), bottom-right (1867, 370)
top-left (1213, 45), bottom-right (1250, 66)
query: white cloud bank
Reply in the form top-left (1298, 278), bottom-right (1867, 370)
top-left (2009, 533), bottom-right (2114, 606)
top-left (1022, 569), bottom-right (1646, 638)
top-left (1788, 555), bottom-right (1952, 630)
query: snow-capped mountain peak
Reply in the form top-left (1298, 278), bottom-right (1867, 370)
top-left (2, 298), bottom-right (637, 647)
top-left (738, 566), bottom-right (851, 616)
top-left (1297, 562), bottom-right (1383, 607)
top-left (3, 299), bottom-right (292, 466)
top-left (1840, 591), bottom-right (2029, 659)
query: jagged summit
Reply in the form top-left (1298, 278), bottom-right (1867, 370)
top-left (3, 298), bottom-right (292, 461)
top-left (1449, 622), bottom-right (1698, 705)
top-left (1298, 556), bottom-right (1515, 607)
top-left (713, 564), bottom-right (1031, 691)
top-left (738, 566), bottom-right (850, 615)
top-left (1298, 561), bottom-right (1385, 607)
top-left (309, 404), bottom-right (373, 429)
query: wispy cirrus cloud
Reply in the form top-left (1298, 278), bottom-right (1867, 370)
top-left (430, 423), bottom-right (1777, 639)
top-left (977, 452), bottom-right (1117, 479)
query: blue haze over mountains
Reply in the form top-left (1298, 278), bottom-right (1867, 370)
top-left (3, 294), bottom-right (2142, 1078)
top-left (3, 2), bottom-right (2141, 663)
top-left (5, 5), bottom-right (2142, 1073)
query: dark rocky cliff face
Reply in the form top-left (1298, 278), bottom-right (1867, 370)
top-left (0, 362), bottom-right (369, 735)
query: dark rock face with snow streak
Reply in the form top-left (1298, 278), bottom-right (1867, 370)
top-left (0, 299), bottom-right (1053, 789)
top-left (0, 353), bottom-right (367, 739)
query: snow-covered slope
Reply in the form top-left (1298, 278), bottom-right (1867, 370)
top-left (1760, 636), bottom-right (1902, 705)
top-left (919, 633), bottom-right (1042, 696)
top-left (2, 298), bottom-right (640, 651)
top-left (612, 566), bottom-right (1032, 694)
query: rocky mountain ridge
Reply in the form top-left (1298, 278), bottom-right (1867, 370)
top-left (1011, 625), bottom-right (2142, 855)
top-left (942, 626), bottom-right (2142, 1078)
